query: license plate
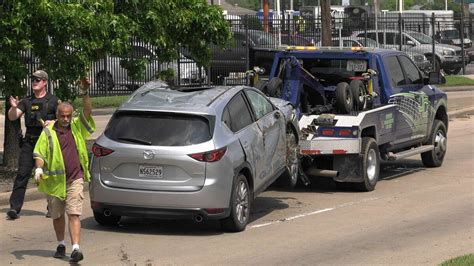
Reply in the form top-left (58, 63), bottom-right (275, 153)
top-left (138, 165), bottom-right (163, 178)
top-left (346, 60), bottom-right (367, 72)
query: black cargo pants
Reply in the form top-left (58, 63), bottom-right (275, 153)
top-left (9, 140), bottom-right (36, 213)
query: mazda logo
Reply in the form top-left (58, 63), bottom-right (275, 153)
top-left (143, 150), bottom-right (155, 160)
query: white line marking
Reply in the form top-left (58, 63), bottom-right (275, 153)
top-left (249, 197), bottom-right (379, 229)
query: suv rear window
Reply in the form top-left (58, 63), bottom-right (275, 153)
top-left (104, 111), bottom-right (212, 146)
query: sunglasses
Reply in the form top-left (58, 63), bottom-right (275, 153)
top-left (32, 77), bottom-right (43, 83)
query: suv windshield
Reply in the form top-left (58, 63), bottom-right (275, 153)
top-left (105, 111), bottom-right (212, 146)
top-left (409, 32), bottom-right (434, 44)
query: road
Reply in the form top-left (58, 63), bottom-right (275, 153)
top-left (0, 116), bottom-right (473, 264)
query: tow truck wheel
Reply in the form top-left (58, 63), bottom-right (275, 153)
top-left (350, 80), bottom-right (367, 111)
top-left (421, 119), bottom-right (447, 167)
top-left (278, 129), bottom-right (299, 189)
top-left (444, 67), bottom-right (461, 75)
top-left (356, 137), bottom-right (380, 192)
top-left (335, 82), bottom-right (353, 114)
top-left (266, 77), bottom-right (282, 97)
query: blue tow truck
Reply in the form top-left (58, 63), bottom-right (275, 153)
top-left (256, 46), bottom-right (448, 191)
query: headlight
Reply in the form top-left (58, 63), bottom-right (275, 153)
top-left (442, 50), bottom-right (455, 56)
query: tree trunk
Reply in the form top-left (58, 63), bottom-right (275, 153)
top-left (3, 98), bottom-right (21, 170)
top-left (321, 0), bottom-right (332, 46)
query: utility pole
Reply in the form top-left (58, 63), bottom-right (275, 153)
top-left (321, 0), bottom-right (331, 46)
top-left (263, 0), bottom-right (269, 32)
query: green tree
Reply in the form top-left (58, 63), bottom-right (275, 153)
top-left (1, 0), bottom-right (231, 168)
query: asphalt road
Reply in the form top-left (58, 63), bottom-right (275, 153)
top-left (0, 108), bottom-right (473, 264)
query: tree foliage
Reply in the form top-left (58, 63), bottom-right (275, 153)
top-left (0, 0), bottom-right (231, 168)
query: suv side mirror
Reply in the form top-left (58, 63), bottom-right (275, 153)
top-left (426, 72), bottom-right (446, 85)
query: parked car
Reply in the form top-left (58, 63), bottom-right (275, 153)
top-left (208, 30), bottom-right (313, 84)
top-left (351, 30), bottom-right (467, 75)
top-left (89, 81), bottom-right (301, 232)
top-left (435, 29), bottom-right (472, 49)
top-left (93, 43), bottom-right (206, 91)
top-left (317, 37), bottom-right (378, 48)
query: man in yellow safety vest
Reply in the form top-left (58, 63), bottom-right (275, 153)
top-left (33, 78), bottom-right (95, 263)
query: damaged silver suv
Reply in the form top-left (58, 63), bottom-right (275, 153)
top-left (89, 81), bottom-right (300, 232)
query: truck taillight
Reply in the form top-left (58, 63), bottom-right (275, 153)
top-left (322, 129), bottom-right (335, 136)
top-left (338, 129), bottom-right (351, 136)
top-left (92, 143), bottom-right (114, 157)
top-left (189, 147), bottom-right (227, 162)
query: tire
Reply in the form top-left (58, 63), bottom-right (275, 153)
top-left (421, 119), bottom-right (447, 167)
top-left (349, 80), bottom-right (367, 111)
top-left (266, 77), bottom-right (282, 97)
top-left (93, 211), bottom-right (121, 226)
top-left (355, 137), bottom-right (380, 192)
top-left (428, 56), bottom-right (441, 73)
top-left (335, 82), bottom-right (353, 114)
top-left (278, 129), bottom-right (299, 189)
top-left (254, 80), bottom-right (267, 91)
top-left (443, 67), bottom-right (461, 75)
top-left (96, 71), bottom-right (114, 91)
top-left (220, 174), bottom-right (250, 232)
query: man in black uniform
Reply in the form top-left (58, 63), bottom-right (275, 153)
top-left (7, 70), bottom-right (59, 220)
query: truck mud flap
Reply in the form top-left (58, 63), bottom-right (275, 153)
top-left (333, 154), bottom-right (364, 183)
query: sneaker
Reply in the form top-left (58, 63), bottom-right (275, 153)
top-left (54, 244), bottom-right (66, 258)
top-left (6, 209), bottom-right (18, 220)
top-left (69, 248), bottom-right (84, 263)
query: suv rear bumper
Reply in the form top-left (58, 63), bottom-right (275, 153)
top-left (91, 202), bottom-right (230, 220)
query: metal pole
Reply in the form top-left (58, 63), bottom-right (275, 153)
top-left (432, 13), bottom-right (437, 73)
top-left (461, 0), bottom-right (466, 75)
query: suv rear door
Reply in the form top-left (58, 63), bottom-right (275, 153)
top-left (96, 111), bottom-right (213, 191)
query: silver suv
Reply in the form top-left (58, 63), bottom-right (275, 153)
top-left (352, 30), bottom-right (467, 75)
top-left (89, 81), bottom-right (300, 232)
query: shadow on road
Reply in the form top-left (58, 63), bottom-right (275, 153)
top-left (11, 249), bottom-right (64, 260)
top-left (81, 197), bottom-right (289, 235)
top-left (1, 207), bottom-right (46, 218)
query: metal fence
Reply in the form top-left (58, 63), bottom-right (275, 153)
top-left (7, 12), bottom-right (473, 97)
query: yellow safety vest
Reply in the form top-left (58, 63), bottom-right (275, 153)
top-left (33, 111), bottom-right (95, 200)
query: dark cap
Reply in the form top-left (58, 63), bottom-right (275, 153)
top-left (32, 70), bottom-right (48, 80)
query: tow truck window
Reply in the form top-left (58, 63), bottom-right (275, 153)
top-left (384, 56), bottom-right (406, 88)
top-left (399, 55), bottom-right (422, 85)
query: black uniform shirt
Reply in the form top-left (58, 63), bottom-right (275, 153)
top-left (18, 92), bottom-right (59, 137)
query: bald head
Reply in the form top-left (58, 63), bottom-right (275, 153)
top-left (56, 102), bottom-right (74, 128)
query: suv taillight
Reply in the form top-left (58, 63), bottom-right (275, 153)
top-left (188, 147), bottom-right (227, 162)
top-left (92, 143), bottom-right (114, 157)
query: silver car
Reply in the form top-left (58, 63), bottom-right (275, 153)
top-left (93, 43), bottom-right (206, 91)
top-left (89, 81), bottom-right (300, 232)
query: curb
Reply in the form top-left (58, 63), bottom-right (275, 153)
top-left (439, 86), bottom-right (474, 92)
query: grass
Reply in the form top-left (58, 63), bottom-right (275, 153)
top-left (440, 254), bottom-right (474, 266)
top-left (443, 76), bottom-right (474, 87)
top-left (72, 95), bottom-right (129, 110)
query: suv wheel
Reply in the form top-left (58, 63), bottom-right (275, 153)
top-left (278, 129), bottom-right (299, 189)
top-left (221, 174), bottom-right (250, 232)
top-left (443, 67), bottom-right (461, 75)
top-left (97, 71), bottom-right (114, 91)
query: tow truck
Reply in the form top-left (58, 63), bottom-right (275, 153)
top-left (256, 46), bottom-right (448, 191)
